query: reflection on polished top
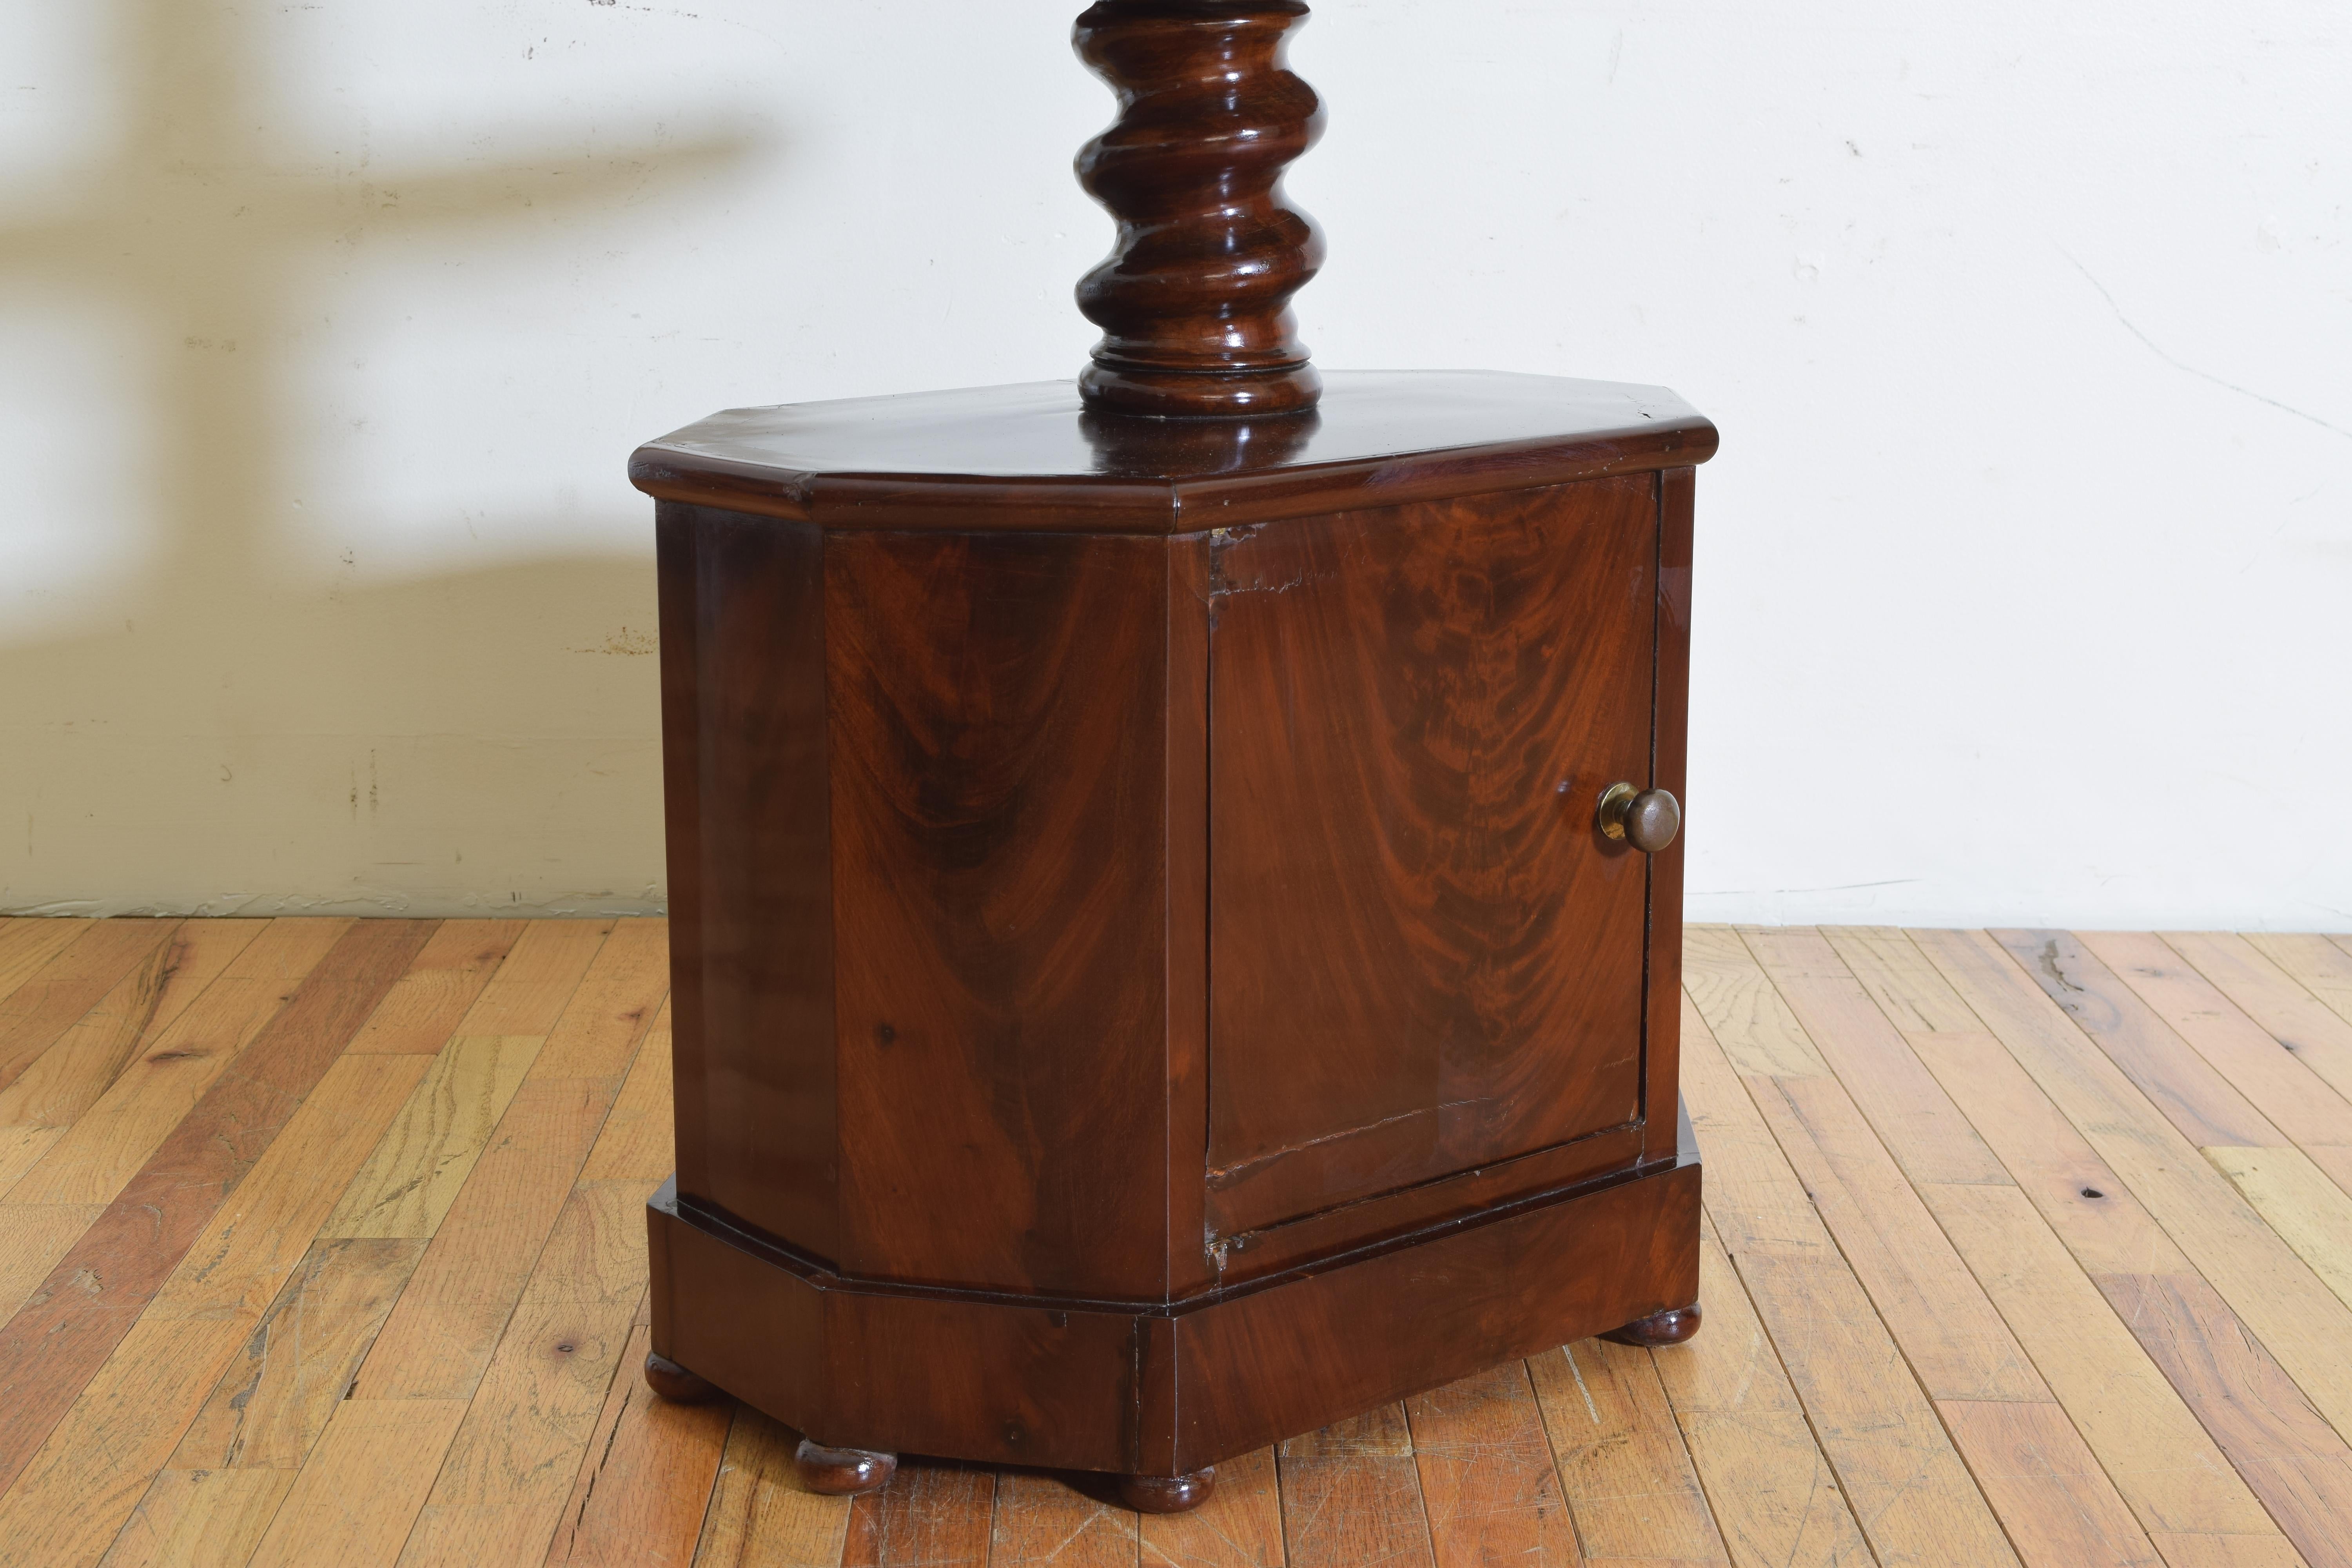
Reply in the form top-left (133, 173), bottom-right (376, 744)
top-left (629, 370), bottom-right (1717, 533)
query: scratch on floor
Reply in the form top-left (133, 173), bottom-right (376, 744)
top-left (1564, 1345), bottom-right (1602, 1426)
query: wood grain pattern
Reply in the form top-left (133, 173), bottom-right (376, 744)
top-left (0, 1201), bottom-right (103, 1319)
top-left (15, 917), bottom-right (2352, 1568)
top-left (1993, 930), bottom-right (2281, 1151)
top-left (1883, 1027), bottom-right (2179, 1277)
top-left (2202, 1146), bottom-right (2352, 1313)
top-left (0, 920), bottom-right (182, 1096)
top-left (1530, 1339), bottom-right (1725, 1563)
top-left (0, 921), bottom-right (260, 1182)
top-left (546, 1320), bottom-right (732, 1567)
top-left (528, 918), bottom-right (668, 1082)
top-left (693, 1408), bottom-right (855, 1568)
top-left (1160, 533), bottom-right (1214, 1301)
top-left (96, 1465), bottom-right (294, 1568)
top-left (578, 998), bottom-right (673, 1186)
top-left (1278, 1404), bottom-right (1413, 1461)
top-left (1136, 1446), bottom-right (1283, 1568)
top-left (2166, 931), bottom-right (2352, 1108)
top-left (356, 1075), bottom-right (621, 1401)
top-left (345, 918), bottom-right (522, 1054)
top-left (171, 1236), bottom-right (426, 1470)
top-left (1656, 1217), bottom-right (1872, 1568)
top-left (2083, 931), bottom-right (2352, 1179)
top-left (0, 918), bottom-right (92, 1013)
top-left (353, 921), bottom-right (663, 1401)
top-left (1932, 1399), bottom-right (2165, 1568)
top-left (0, 1314), bottom-right (259, 1567)
top-left (659, 507), bottom-right (835, 1260)
top-left (2146, 1537), bottom-right (2311, 1568)
top-left (1679, 996), bottom-right (2024, 1568)
top-left (456, 920), bottom-right (618, 1040)
top-left (1923, 1183), bottom-right (2285, 1543)
top-left (321, 1033), bottom-right (543, 1238)
top-left (0, 1049), bottom-right (431, 1562)
top-left (1918, 929), bottom-right (2352, 1447)
top-left (1901, 1030), bottom-right (2352, 1568)
top-left (245, 1397), bottom-right (472, 1568)
top-left (987, 1472), bottom-right (1138, 1568)
top-left (1738, 1060), bottom-right (2046, 1401)
top-left (1740, 926), bottom-right (2011, 1187)
top-left (393, 1292), bottom-right (643, 1568)
top-left (0, 918), bottom-right (432, 1497)
top-left (1207, 479), bottom-right (1655, 1234)
top-left (145, 1052), bottom-right (431, 1321)
top-left (7, 918), bottom-right (350, 1207)
top-left (1719, 929), bottom-right (2192, 1568)
top-left (358, 1055), bottom-right (656, 1564)
top-left (1838, 931), bottom-right (2352, 1568)
top-left (1275, 1405), bottom-right (1435, 1568)
top-left (1644, 467), bottom-right (1695, 1167)
top-left (827, 530), bottom-right (1169, 1297)
top-left (2244, 935), bottom-right (2352, 1033)
top-left (2092, 1270), bottom-right (2352, 1568)
top-left (839, 1461), bottom-right (996, 1568)
top-left (1405, 1363), bottom-right (1582, 1568)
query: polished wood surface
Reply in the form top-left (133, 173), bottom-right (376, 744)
top-left (629, 370), bottom-right (1718, 531)
top-left (1599, 1302), bottom-right (1702, 1348)
top-left (792, 1438), bottom-right (898, 1497)
top-left (644, 1351), bottom-right (718, 1405)
top-left (824, 530), bottom-right (1171, 1298)
top-left (2, 918), bottom-right (2349, 1562)
top-left (1204, 477), bottom-right (1656, 1237)
top-left (1116, 1467), bottom-right (1216, 1514)
top-left (647, 381), bottom-right (1711, 1492)
top-left (654, 473), bottom-right (1690, 1279)
top-left (1072, 0), bottom-right (1325, 416)
top-left (658, 508), bottom-right (837, 1258)
top-left (647, 1143), bottom-right (1700, 1480)
top-left (1642, 465), bottom-right (1695, 1165)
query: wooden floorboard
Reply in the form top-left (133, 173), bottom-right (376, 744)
top-left (0, 917), bottom-right (2347, 1568)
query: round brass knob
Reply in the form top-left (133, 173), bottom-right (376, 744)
top-left (1597, 783), bottom-right (1680, 853)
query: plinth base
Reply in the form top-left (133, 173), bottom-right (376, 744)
top-left (646, 1118), bottom-right (1699, 1481)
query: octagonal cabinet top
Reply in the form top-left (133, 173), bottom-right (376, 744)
top-left (629, 370), bottom-right (1717, 534)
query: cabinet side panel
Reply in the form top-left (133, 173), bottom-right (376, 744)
top-left (828, 532), bottom-right (1171, 1297)
top-left (1644, 468), bottom-right (1694, 1158)
top-left (661, 503), bottom-right (838, 1257)
top-left (656, 505), bottom-right (709, 1198)
top-left (1167, 536), bottom-right (1214, 1299)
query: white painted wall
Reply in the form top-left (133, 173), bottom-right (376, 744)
top-left (3, 0), bottom-right (2346, 926)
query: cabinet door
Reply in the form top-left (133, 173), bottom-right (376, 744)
top-left (1205, 474), bottom-right (1657, 1238)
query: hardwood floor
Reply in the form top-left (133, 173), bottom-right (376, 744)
top-left (0, 916), bottom-right (2348, 1567)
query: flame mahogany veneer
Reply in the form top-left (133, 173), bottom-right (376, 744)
top-left (635, 370), bottom-right (1715, 1499)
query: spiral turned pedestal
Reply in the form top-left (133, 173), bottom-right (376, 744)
top-left (1074, 1), bottom-right (1327, 418)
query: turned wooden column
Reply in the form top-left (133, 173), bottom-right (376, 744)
top-left (1074, 0), bottom-right (1326, 416)
top-left (632, 0), bottom-right (1713, 1517)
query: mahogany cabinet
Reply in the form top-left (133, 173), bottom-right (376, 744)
top-left (632, 370), bottom-right (1714, 1504)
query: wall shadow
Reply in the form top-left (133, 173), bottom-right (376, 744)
top-left (0, 0), bottom-right (775, 915)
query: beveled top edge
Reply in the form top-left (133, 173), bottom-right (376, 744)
top-left (630, 369), bottom-right (1717, 533)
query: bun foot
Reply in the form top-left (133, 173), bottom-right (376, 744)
top-left (642, 1352), bottom-right (720, 1403)
top-left (1118, 1467), bottom-right (1217, 1514)
top-left (795, 1438), bottom-right (898, 1496)
top-left (1601, 1302), bottom-right (1702, 1348)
